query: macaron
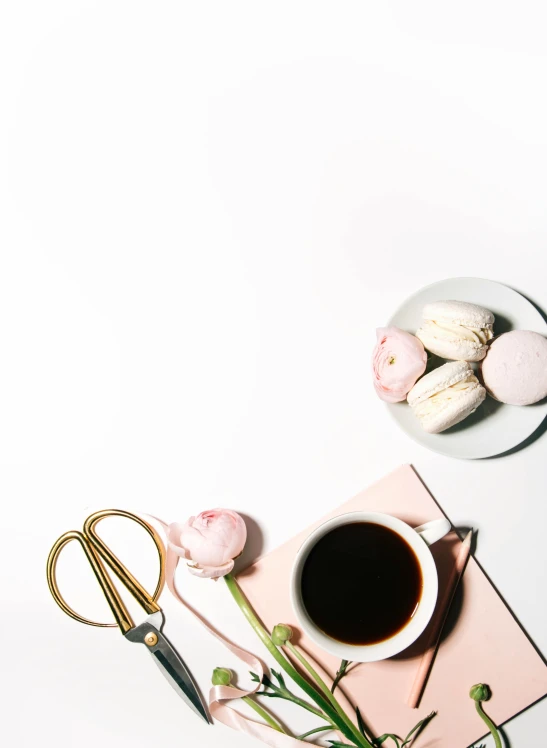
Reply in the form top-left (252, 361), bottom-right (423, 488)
top-left (407, 361), bottom-right (486, 434)
top-left (481, 330), bottom-right (547, 405)
top-left (416, 301), bottom-right (495, 362)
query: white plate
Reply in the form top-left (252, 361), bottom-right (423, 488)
top-left (387, 277), bottom-right (547, 459)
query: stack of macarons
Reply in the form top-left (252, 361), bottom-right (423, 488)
top-left (372, 300), bottom-right (547, 434)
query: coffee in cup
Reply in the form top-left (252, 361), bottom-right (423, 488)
top-left (301, 521), bottom-right (423, 646)
top-left (290, 512), bottom-right (451, 662)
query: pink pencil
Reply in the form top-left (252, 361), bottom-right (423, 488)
top-left (407, 530), bottom-right (473, 709)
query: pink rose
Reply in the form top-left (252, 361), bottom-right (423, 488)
top-left (167, 508), bottom-right (247, 579)
top-left (372, 327), bottom-right (427, 403)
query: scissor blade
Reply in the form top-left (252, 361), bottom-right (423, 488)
top-left (150, 630), bottom-right (211, 724)
top-left (125, 613), bottom-right (210, 725)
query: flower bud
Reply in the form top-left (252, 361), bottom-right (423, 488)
top-left (212, 667), bottom-right (233, 686)
top-left (272, 624), bottom-right (293, 646)
top-left (168, 509), bottom-right (247, 579)
top-left (469, 684), bottom-right (491, 702)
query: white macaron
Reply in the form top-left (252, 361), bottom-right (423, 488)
top-left (407, 361), bottom-right (486, 434)
top-left (481, 330), bottom-right (547, 405)
top-left (416, 301), bottom-right (495, 362)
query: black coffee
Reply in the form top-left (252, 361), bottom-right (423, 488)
top-left (301, 522), bottom-right (423, 645)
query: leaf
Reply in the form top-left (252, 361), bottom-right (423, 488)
top-left (297, 725), bottom-right (334, 740)
top-left (356, 707), bottom-right (367, 737)
top-left (331, 659), bottom-right (352, 692)
top-left (401, 711), bottom-right (436, 746)
top-left (249, 671), bottom-right (261, 683)
top-left (374, 734), bottom-right (401, 747)
top-left (253, 672), bottom-right (279, 697)
top-left (355, 707), bottom-right (377, 743)
top-left (328, 742), bottom-right (358, 747)
top-left (270, 668), bottom-right (286, 689)
top-left (337, 659), bottom-right (350, 674)
top-left (261, 672), bottom-right (275, 690)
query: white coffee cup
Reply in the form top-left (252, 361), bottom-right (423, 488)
top-left (290, 512), bottom-right (451, 662)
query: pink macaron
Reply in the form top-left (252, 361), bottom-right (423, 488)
top-left (481, 330), bottom-right (547, 405)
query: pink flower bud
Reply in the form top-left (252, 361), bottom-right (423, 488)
top-left (167, 508), bottom-right (247, 579)
top-left (372, 327), bottom-right (427, 403)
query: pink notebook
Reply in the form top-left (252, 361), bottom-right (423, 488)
top-left (237, 465), bottom-right (547, 747)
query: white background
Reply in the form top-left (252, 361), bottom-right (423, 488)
top-left (1, 3), bottom-right (546, 747)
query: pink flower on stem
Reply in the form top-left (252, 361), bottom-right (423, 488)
top-left (168, 508), bottom-right (247, 579)
top-left (372, 327), bottom-right (427, 403)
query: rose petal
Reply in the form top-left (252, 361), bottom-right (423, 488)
top-left (186, 559), bottom-right (235, 579)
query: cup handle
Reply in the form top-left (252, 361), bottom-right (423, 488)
top-left (414, 518), bottom-right (451, 546)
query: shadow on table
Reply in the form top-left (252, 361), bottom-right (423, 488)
top-left (412, 468), bottom-right (547, 669)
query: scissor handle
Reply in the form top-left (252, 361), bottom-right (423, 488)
top-left (46, 510), bottom-right (165, 634)
top-left (84, 510), bottom-right (164, 617)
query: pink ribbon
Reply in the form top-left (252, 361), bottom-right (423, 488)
top-left (153, 518), bottom-right (306, 747)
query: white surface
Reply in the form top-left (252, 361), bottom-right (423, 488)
top-left (1, 3), bottom-right (547, 747)
top-left (291, 514), bottom-right (451, 662)
top-left (388, 278), bottom-right (547, 458)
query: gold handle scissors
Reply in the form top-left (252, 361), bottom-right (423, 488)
top-left (47, 509), bottom-right (210, 724)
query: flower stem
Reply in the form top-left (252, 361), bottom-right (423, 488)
top-left (279, 694), bottom-right (331, 723)
top-left (241, 694), bottom-right (286, 733)
top-left (286, 642), bottom-right (368, 748)
top-left (475, 702), bottom-right (502, 748)
top-left (224, 573), bottom-right (369, 747)
top-left (259, 679), bottom-right (335, 724)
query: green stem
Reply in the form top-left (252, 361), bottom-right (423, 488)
top-left (260, 683), bottom-right (335, 724)
top-left (475, 702), bottom-right (502, 748)
top-left (286, 642), bottom-right (369, 748)
top-left (297, 725), bottom-right (335, 740)
top-left (224, 573), bottom-right (367, 746)
top-left (241, 695), bottom-right (286, 733)
top-left (282, 696), bottom-right (331, 723)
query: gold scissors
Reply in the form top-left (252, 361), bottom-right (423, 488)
top-left (46, 509), bottom-right (210, 724)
